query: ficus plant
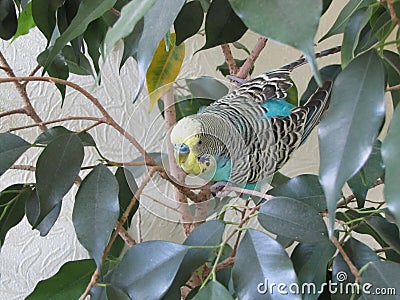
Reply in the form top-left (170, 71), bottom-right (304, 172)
top-left (1, 0), bottom-right (400, 299)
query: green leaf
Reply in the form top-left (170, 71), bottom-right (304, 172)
top-left (201, 0), bottom-right (247, 50)
top-left (104, 0), bottom-right (156, 53)
top-left (25, 189), bottom-right (62, 237)
top-left (347, 140), bottom-right (384, 208)
top-left (229, 0), bottom-right (322, 85)
top-left (11, 1), bottom-right (35, 41)
top-left (146, 33), bottom-right (185, 111)
top-left (31, 0), bottom-right (64, 42)
top-left (382, 105), bottom-right (400, 231)
top-left (291, 241), bottom-right (336, 300)
top-left (192, 281), bottom-right (233, 300)
top-left (320, 0), bottom-right (374, 41)
top-left (73, 164), bottom-right (119, 270)
top-left (319, 49), bottom-right (386, 236)
top-left (106, 285), bottom-right (130, 300)
top-left (341, 7), bottom-right (370, 68)
top-left (115, 167), bottom-right (138, 229)
top-left (44, 0), bottom-right (117, 69)
top-left (37, 48), bottom-right (69, 101)
top-left (0, 185), bottom-right (31, 248)
top-left (0, 0), bottom-right (18, 40)
top-left (84, 18), bottom-right (107, 76)
top-left (186, 76), bottom-right (228, 100)
top-left (332, 237), bottom-right (379, 294)
top-left (267, 174), bottom-right (327, 212)
top-left (383, 50), bottom-right (400, 107)
top-left (216, 58), bottom-right (254, 77)
top-left (131, 0), bottom-right (185, 102)
top-left (322, 0), bottom-right (333, 16)
top-left (232, 229), bottom-right (300, 299)
top-left (361, 261), bottom-right (400, 298)
top-left (61, 45), bottom-right (93, 76)
top-left (0, 132), bottom-right (30, 176)
top-left (35, 134), bottom-right (84, 225)
top-left (258, 197), bottom-right (328, 243)
top-left (163, 220), bottom-right (225, 299)
top-left (26, 259), bottom-right (96, 299)
top-left (111, 241), bottom-right (188, 299)
top-left (173, 96), bottom-right (215, 121)
top-left (120, 18), bottom-right (144, 68)
top-left (174, 0), bottom-right (203, 45)
top-left (35, 126), bottom-right (96, 146)
top-left (365, 215), bottom-right (400, 256)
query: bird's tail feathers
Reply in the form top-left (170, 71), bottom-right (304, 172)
top-left (300, 80), bottom-right (333, 144)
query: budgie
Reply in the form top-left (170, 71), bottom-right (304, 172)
top-left (170, 47), bottom-right (340, 192)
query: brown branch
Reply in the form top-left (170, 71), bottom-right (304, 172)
top-left (387, 0), bottom-right (400, 27)
top-left (77, 120), bottom-right (104, 134)
top-left (117, 223), bottom-right (136, 247)
top-left (0, 51), bottom-right (46, 130)
top-left (7, 116), bottom-right (105, 132)
top-left (387, 83), bottom-right (400, 91)
top-left (331, 236), bottom-right (360, 282)
top-left (221, 44), bottom-right (238, 75)
top-left (236, 37), bottom-right (268, 79)
top-left (336, 178), bottom-right (383, 208)
top-left (162, 86), bottom-right (194, 235)
top-left (10, 164), bottom-right (36, 172)
top-left (0, 108), bottom-right (27, 118)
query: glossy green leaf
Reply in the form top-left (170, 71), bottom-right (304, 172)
top-left (291, 241), bottom-right (336, 300)
top-left (383, 50), bottom-right (400, 107)
top-left (84, 18), bottom-right (107, 76)
top-left (174, 97), bottom-right (215, 121)
top-left (369, 8), bottom-right (394, 43)
top-left (132, 0), bottom-right (185, 102)
top-left (104, 0), bottom-right (156, 53)
top-left (201, 0), bottom-right (247, 50)
top-left (26, 259), bottom-right (96, 299)
top-left (0, 0), bottom-right (18, 40)
top-left (35, 126), bottom-right (96, 146)
top-left (186, 76), bottom-right (228, 100)
top-left (37, 48), bottom-right (69, 100)
top-left (146, 33), bottom-right (185, 111)
top-left (111, 241), bottom-right (188, 299)
top-left (319, 49), bottom-right (386, 236)
top-left (31, 0), bottom-right (64, 42)
top-left (320, 0), bottom-right (374, 41)
top-left (365, 215), bottom-right (400, 256)
top-left (232, 229), bottom-right (300, 300)
top-left (115, 167), bottom-right (138, 229)
top-left (25, 189), bottom-right (62, 237)
top-left (341, 7), bottom-right (370, 68)
top-left (0, 185), bottom-right (30, 248)
top-left (322, 0), bottom-right (333, 16)
top-left (267, 174), bottom-right (327, 212)
top-left (382, 105), bottom-right (400, 230)
top-left (120, 18), bottom-right (144, 68)
top-left (332, 237), bottom-right (379, 296)
top-left (11, 1), bottom-right (35, 41)
top-left (106, 285), bottom-right (130, 300)
top-left (174, 0), bottom-right (203, 45)
top-left (163, 220), bottom-right (225, 299)
top-left (347, 140), bottom-right (384, 208)
top-left (229, 0), bottom-right (322, 85)
top-left (44, 0), bottom-right (117, 69)
top-left (73, 164), bottom-right (119, 270)
top-left (361, 261), bottom-right (400, 299)
top-left (62, 45), bottom-right (93, 76)
top-left (192, 281), bottom-right (233, 300)
top-left (258, 197), bottom-right (328, 243)
top-left (0, 132), bottom-right (31, 176)
top-left (35, 134), bottom-right (84, 225)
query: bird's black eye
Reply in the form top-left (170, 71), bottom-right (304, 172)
top-left (198, 140), bottom-right (202, 145)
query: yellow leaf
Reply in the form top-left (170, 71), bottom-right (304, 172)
top-left (146, 33), bottom-right (185, 111)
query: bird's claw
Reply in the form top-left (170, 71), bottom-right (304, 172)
top-left (210, 181), bottom-right (233, 198)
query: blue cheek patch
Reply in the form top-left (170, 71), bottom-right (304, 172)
top-left (262, 99), bottom-right (296, 117)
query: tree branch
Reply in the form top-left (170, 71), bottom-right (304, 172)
top-left (0, 108), bottom-right (27, 118)
top-left (0, 51), bottom-right (47, 130)
top-left (331, 236), bottom-right (360, 282)
top-left (221, 44), bottom-right (238, 75)
top-left (387, 0), bottom-right (400, 27)
top-left (236, 37), bottom-right (268, 79)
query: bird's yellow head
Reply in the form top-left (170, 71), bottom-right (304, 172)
top-left (170, 117), bottom-right (205, 176)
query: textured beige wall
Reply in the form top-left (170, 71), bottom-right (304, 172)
top-left (0, 2), bottom-right (351, 299)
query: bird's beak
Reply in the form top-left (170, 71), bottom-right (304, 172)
top-left (173, 143), bottom-right (189, 165)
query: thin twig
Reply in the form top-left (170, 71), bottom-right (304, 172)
top-left (0, 51), bottom-right (46, 130)
top-left (0, 108), bottom-right (27, 118)
top-left (236, 37), bottom-right (268, 79)
top-left (223, 185), bottom-right (274, 200)
top-left (136, 208), bottom-right (142, 243)
top-left (7, 116), bottom-right (105, 132)
top-left (77, 120), bottom-right (104, 134)
top-left (331, 236), bottom-right (360, 282)
top-left (221, 44), bottom-right (238, 75)
top-left (142, 193), bottom-right (181, 213)
top-left (387, 0), bottom-right (400, 27)
top-left (387, 83), bottom-right (400, 91)
top-left (10, 164), bottom-right (36, 172)
top-left (116, 223), bottom-right (136, 247)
